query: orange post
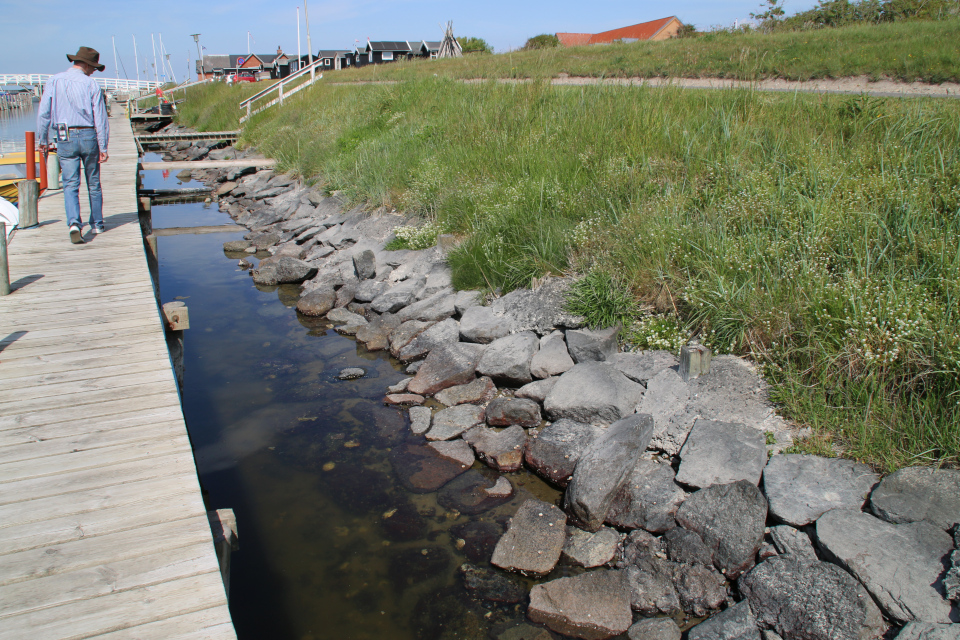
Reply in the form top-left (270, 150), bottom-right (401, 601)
top-left (38, 148), bottom-right (48, 192)
top-left (25, 131), bottom-right (36, 181)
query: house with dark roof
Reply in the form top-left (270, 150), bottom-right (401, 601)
top-left (557, 16), bottom-right (683, 47)
top-left (418, 41), bottom-right (442, 59)
top-left (297, 50), bottom-right (353, 72)
top-left (354, 41), bottom-right (416, 67)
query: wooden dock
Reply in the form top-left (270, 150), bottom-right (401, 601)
top-left (0, 114), bottom-right (236, 638)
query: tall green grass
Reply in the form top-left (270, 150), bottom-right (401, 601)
top-left (181, 74), bottom-right (960, 471)
top-left (324, 18), bottom-right (960, 84)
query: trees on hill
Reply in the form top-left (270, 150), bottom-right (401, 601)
top-left (457, 37), bottom-right (493, 54)
top-left (523, 34), bottom-right (561, 50)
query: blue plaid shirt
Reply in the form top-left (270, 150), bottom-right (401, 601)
top-left (36, 67), bottom-right (110, 150)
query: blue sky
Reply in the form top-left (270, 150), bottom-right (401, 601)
top-left (6, 0), bottom-right (820, 79)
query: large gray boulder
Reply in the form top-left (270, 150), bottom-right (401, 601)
top-left (370, 276), bottom-right (426, 313)
top-left (565, 413), bottom-right (655, 531)
top-left (434, 376), bottom-right (496, 406)
top-left (296, 288), bottom-right (336, 316)
top-left (516, 377), bottom-right (559, 403)
top-left (408, 406), bottom-right (432, 435)
top-left (638, 368), bottom-right (695, 454)
top-left (355, 279), bottom-right (388, 302)
top-left (816, 509), bottom-right (956, 624)
top-left (763, 455), bottom-right (880, 526)
top-left (524, 419), bottom-right (602, 487)
top-left (476, 331), bottom-right (539, 385)
top-left (624, 556), bottom-right (681, 616)
top-left (389, 320), bottom-right (435, 357)
top-left (608, 351), bottom-right (679, 385)
top-left (491, 499), bottom-right (567, 576)
top-left (353, 249), bottom-right (376, 279)
top-left (530, 331), bottom-right (575, 379)
top-left (739, 555), bottom-right (885, 640)
top-left (407, 343), bottom-right (483, 396)
top-left (396, 289), bottom-right (457, 323)
top-left (463, 425), bottom-right (527, 472)
top-left (251, 257), bottom-right (318, 285)
top-left (606, 458), bottom-right (687, 534)
top-left (870, 468), bottom-right (960, 531)
top-left (398, 317), bottom-right (459, 362)
top-left (675, 480), bottom-right (768, 578)
top-left (687, 600), bottom-right (760, 640)
top-left (674, 562), bottom-right (728, 617)
top-left (486, 397), bottom-right (542, 427)
top-left (896, 624), bottom-right (960, 640)
top-left (459, 305), bottom-right (515, 343)
top-left (566, 327), bottom-right (619, 363)
top-left (454, 290), bottom-right (482, 315)
top-left (426, 404), bottom-right (485, 441)
top-left (676, 419), bottom-right (767, 489)
top-left (489, 276), bottom-right (585, 333)
top-left (544, 362), bottom-right (644, 424)
top-left (527, 570), bottom-right (632, 640)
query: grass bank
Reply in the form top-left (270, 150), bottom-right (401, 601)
top-left (179, 74), bottom-right (960, 472)
top-left (323, 18), bottom-right (960, 85)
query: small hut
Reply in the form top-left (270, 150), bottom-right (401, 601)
top-left (436, 22), bottom-right (462, 58)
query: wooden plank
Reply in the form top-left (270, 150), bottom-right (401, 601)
top-left (0, 392), bottom-right (181, 431)
top-left (0, 406), bottom-right (184, 448)
top-left (0, 380), bottom-right (175, 416)
top-left (0, 347), bottom-right (171, 381)
top-left (93, 608), bottom-right (236, 640)
top-left (153, 225), bottom-right (239, 236)
top-left (0, 573), bottom-right (231, 640)
top-left (2, 358), bottom-right (168, 391)
top-left (0, 469), bottom-right (199, 531)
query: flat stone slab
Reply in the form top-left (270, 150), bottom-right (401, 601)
top-left (389, 320), bottom-right (435, 357)
top-left (489, 276), bottom-right (585, 334)
top-left (527, 570), bottom-right (632, 640)
top-left (764, 454), bottom-right (879, 526)
top-left (459, 563), bottom-right (526, 604)
top-left (438, 470), bottom-right (514, 515)
top-left (739, 555), bottom-right (885, 640)
top-left (895, 623), bottom-right (960, 640)
top-left (606, 458), bottom-right (687, 534)
top-left (476, 331), bottom-right (539, 385)
top-left (384, 393), bottom-right (424, 405)
top-left (565, 413), bottom-right (655, 531)
top-left (624, 556), bottom-right (681, 616)
top-left (463, 425), bottom-right (528, 472)
top-left (816, 509), bottom-right (956, 624)
top-left (687, 600), bottom-right (760, 640)
top-left (434, 376), bottom-right (496, 406)
top-left (870, 467), bottom-right (960, 532)
top-left (609, 351), bottom-right (679, 385)
top-left (396, 290), bottom-right (456, 323)
top-left (408, 406), bottom-right (432, 435)
top-left (544, 362), bottom-right (644, 425)
top-left (297, 288), bottom-right (336, 316)
top-left (628, 618), bottom-right (682, 640)
top-left (676, 480), bottom-right (768, 579)
top-left (531, 331), bottom-right (575, 379)
top-left (524, 419), bottom-right (602, 487)
top-left (491, 499), bottom-right (567, 576)
top-left (426, 404), bottom-right (486, 441)
top-left (676, 419), bottom-right (767, 489)
top-left (428, 440), bottom-right (476, 470)
top-left (398, 317), bottom-right (459, 362)
top-left (562, 525), bottom-right (621, 568)
top-left (391, 441), bottom-right (472, 493)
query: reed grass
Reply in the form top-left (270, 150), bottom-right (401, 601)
top-left (179, 52), bottom-right (960, 471)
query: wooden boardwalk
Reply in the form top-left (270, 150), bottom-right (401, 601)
top-left (0, 115), bottom-right (236, 638)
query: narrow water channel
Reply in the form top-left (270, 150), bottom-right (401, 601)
top-left (144, 164), bottom-right (565, 640)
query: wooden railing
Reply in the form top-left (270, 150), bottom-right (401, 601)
top-left (238, 59), bottom-right (324, 124)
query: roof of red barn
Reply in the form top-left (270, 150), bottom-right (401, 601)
top-left (556, 33), bottom-right (593, 47)
top-left (588, 16), bottom-right (678, 44)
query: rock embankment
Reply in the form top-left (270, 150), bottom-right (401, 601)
top-left (154, 128), bottom-right (960, 640)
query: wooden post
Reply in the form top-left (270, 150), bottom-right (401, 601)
top-left (25, 132), bottom-right (36, 181)
top-left (162, 301), bottom-right (190, 330)
top-left (679, 345), bottom-right (712, 382)
top-left (138, 196), bottom-right (153, 236)
top-left (162, 301), bottom-right (189, 391)
top-left (208, 509), bottom-right (239, 599)
top-left (0, 222), bottom-right (9, 296)
top-left (279, 81), bottom-right (284, 106)
top-left (246, 102), bottom-right (251, 120)
top-left (17, 180), bottom-right (39, 228)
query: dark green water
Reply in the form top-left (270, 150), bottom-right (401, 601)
top-left (148, 173), bottom-right (563, 639)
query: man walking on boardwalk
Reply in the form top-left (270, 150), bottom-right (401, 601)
top-left (37, 46), bottom-right (110, 244)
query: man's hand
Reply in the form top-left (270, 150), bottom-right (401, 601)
top-left (38, 143), bottom-right (49, 153)
top-left (99, 151), bottom-right (109, 163)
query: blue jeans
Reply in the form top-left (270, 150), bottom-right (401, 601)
top-left (58, 129), bottom-right (103, 230)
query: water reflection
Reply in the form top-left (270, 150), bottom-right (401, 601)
top-left (153, 187), bottom-right (563, 640)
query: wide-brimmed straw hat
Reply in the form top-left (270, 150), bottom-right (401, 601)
top-left (67, 47), bottom-right (105, 72)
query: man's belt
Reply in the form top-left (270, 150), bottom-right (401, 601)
top-left (68, 126), bottom-right (94, 130)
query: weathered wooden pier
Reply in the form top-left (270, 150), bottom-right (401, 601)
top-left (0, 112), bottom-right (236, 638)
